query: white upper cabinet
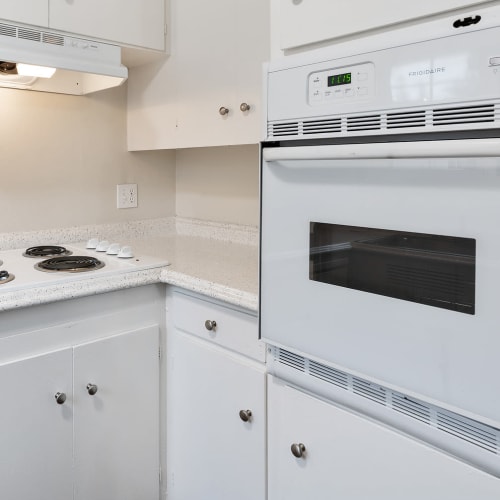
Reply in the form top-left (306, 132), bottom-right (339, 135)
top-left (127, 0), bottom-right (269, 150)
top-left (0, 1), bottom-right (48, 27)
top-left (49, 0), bottom-right (165, 50)
top-left (277, 0), bottom-right (490, 50)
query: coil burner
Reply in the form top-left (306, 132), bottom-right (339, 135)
top-left (35, 256), bottom-right (105, 273)
top-left (23, 246), bottom-right (73, 258)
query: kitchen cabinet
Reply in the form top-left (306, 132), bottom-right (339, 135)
top-left (0, 0), bottom-right (164, 50)
top-left (0, 1), bottom-right (48, 27)
top-left (165, 290), bottom-right (266, 500)
top-left (268, 375), bottom-right (500, 500)
top-left (49, 0), bottom-right (165, 50)
top-left (127, 0), bottom-right (269, 150)
top-left (277, 0), bottom-right (490, 50)
top-left (0, 326), bottom-right (160, 500)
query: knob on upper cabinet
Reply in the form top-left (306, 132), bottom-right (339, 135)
top-left (86, 383), bottom-right (98, 396)
top-left (55, 392), bottom-right (67, 405)
top-left (239, 102), bottom-right (250, 112)
top-left (219, 106), bottom-right (229, 116)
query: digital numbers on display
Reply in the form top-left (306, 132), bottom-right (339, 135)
top-left (327, 72), bottom-right (352, 87)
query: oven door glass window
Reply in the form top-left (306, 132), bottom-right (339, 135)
top-left (310, 223), bottom-right (476, 314)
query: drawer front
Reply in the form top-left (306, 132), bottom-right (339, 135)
top-left (172, 291), bottom-right (265, 362)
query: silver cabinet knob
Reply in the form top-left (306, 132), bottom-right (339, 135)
top-left (219, 106), bottom-right (229, 116)
top-left (55, 392), bottom-right (67, 405)
top-left (204, 319), bottom-right (217, 331)
top-left (86, 383), bottom-right (98, 396)
top-left (239, 102), bottom-right (250, 112)
top-left (239, 409), bottom-right (252, 422)
top-left (291, 442), bottom-right (306, 458)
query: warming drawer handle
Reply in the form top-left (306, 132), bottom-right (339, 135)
top-left (263, 139), bottom-right (500, 162)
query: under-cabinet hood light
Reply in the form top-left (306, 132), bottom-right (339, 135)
top-left (0, 22), bottom-right (128, 95)
top-left (16, 63), bottom-right (56, 78)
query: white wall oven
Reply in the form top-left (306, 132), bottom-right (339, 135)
top-left (260, 15), bottom-right (500, 475)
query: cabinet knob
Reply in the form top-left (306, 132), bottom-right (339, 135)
top-left (239, 102), bottom-right (251, 112)
top-left (291, 442), bottom-right (306, 458)
top-left (219, 106), bottom-right (229, 116)
top-left (239, 409), bottom-right (252, 422)
top-left (86, 383), bottom-right (98, 396)
top-left (204, 319), bottom-right (217, 331)
top-left (55, 392), bottom-right (67, 405)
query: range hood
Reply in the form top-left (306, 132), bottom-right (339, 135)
top-left (0, 22), bottom-right (128, 95)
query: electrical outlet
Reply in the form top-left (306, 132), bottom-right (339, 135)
top-left (117, 184), bottom-right (138, 209)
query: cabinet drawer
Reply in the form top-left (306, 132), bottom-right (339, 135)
top-left (171, 291), bottom-right (265, 362)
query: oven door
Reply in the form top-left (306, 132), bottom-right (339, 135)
top-left (260, 139), bottom-right (500, 427)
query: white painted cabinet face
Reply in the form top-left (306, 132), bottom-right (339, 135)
top-left (166, 329), bottom-right (266, 500)
top-left (268, 376), bottom-right (500, 500)
top-left (0, 326), bottom-right (160, 500)
top-left (0, 349), bottom-right (73, 500)
top-left (127, 0), bottom-right (270, 150)
top-left (278, 0), bottom-right (490, 50)
top-left (0, 1), bottom-right (49, 27)
top-left (48, 0), bottom-right (165, 50)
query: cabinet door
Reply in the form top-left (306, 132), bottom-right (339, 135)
top-left (73, 326), bottom-right (160, 500)
top-left (166, 329), bottom-right (266, 500)
top-left (278, 0), bottom-right (489, 50)
top-left (49, 0), bottom-right (165, 50)
top-left (268, 376), bottom-right (500, 500)
top-left (0, 2), bottom-right (49, 27)
top-left (0, 349), bottom-right (73, 500)
top-left (127, 0), bottom-right (270, 150)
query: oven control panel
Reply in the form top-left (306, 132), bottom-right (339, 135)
top-left (308, 62), bottom-right (375, 105)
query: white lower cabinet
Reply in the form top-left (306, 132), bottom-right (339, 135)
top-left (0, 325), bottom-right (159, 500)
top-left (166, 290), bottom-right (266, 500)
top-left (268, 375), bottom-right (500, 500)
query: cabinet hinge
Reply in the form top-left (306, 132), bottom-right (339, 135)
top-left (159, 346), bottom-right (162, 359)
top-left (164, 23), bottom-right (168, 36)
top-left (159, 467), bottom-right (162, 483)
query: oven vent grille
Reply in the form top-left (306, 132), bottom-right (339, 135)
top-left (433, 104), bottom-right (495, 126)
top-left (347, 114), bottom-right (381, 131)
top-left (267, 100), bottom-right (500, 139)
top-left (303, 118), bottom-right (342, 135)
top-left (0, 23), bottom-right (65, 46)
top-left (273, 347), bottom-right (500, 456)
top-left (271, 122), bottom-right (299, 137)
top-left (387, 110), bottom-right (426, 129)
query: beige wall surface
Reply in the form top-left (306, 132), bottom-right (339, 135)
top-left (0, 84), bottom-right (175, 233)
top-left (175, 145), bottom-right (260, 227)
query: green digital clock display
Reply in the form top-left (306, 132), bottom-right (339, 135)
top-left (327, 72), bottom-right (352, 87)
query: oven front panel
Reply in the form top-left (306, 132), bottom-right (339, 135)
top-left (260, 146), bottom-right (500, 426)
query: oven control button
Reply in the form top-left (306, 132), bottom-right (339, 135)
top-left (489, 57), bottom-right (500, 66)
top-left (106, 243), bottom-right (121, 255)
top-left (118, 246), bottom-right (134, 259)
top-left (86, 238), bottom-right (99, 249)
top-left (96, 240), bottom-right (110, 252)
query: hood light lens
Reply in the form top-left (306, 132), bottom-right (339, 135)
top-left (16, 63), bottom-right (56, 78)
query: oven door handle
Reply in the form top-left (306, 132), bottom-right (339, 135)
top-left (262, 139), bottom-right (500, 161)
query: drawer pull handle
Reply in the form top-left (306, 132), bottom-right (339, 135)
top-left (86, 383), bottom-right (98, 396)
top-left (291, 442), bottom-right (306, 458)
top-left (55, 392), bottom-right (67, 405)
top-left (239, 409), bottom-right (252, 422)
top-left (204, 319), bottom-right (217, 331)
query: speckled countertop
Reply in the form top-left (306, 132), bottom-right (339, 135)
top-left (0, 217), bottom-right (259, 312)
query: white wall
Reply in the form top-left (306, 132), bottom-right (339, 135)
top-left (175, 145), bottom-right (260, 227)
top-left (0, 84), bottom-right (176, 233)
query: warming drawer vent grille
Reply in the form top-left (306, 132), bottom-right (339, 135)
top-left (273, 347), bottom-right (500, 456)
top-left (267, 100), bottom-right (500, 139)
top-left (0, 23), bottom-right (65, 47)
